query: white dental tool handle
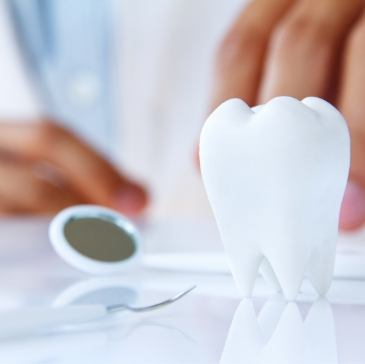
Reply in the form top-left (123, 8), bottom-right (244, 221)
top-left (0, 305), bottom-right (107, 338)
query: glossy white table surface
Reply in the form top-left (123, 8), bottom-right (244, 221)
top-left (0, 217), bottom-right (365, 364)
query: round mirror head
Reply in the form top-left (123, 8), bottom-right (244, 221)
top-left (49, 205), bottom-right (141, 274)
top-left (64, 217), bottom-right (136, 262)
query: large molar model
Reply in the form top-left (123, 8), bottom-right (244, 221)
top-left (200, 97), bottom-right (350, 300)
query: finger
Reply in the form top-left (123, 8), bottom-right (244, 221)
top-left (0, 161), bottom-right (83, 214)
top-left (211, 0), bottom-right (294, 109)
top-left (258, 0), bottom-right (363, 103)
top-left (339, 181), bottom-right (365, 231)
top-left (338, 12), bottom-right (365, 230)
top-left (0, 122), bottom-right (148, 216)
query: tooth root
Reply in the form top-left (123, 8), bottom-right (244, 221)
top-left (228, 252), bottom-right (263, 297)
top-left (260, 258), bottom-right (282, 294)
top-left (266, 248), bottom-right (311, 301)
top-left (308, 239), bottom-right (336, 296)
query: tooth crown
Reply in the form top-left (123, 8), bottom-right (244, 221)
top-left (200, 97), bottom-right (350, 300)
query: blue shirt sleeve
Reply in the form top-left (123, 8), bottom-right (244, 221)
top-left (7, 0), bottom-right (116, 158)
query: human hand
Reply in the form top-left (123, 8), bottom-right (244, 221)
top-left (0, 120), bottom-right (148, 216)
top-left (211, 0), bottom-right (365, 231)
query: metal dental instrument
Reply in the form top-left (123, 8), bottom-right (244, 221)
top-left (107, 285), bottom-right (196, 313)
top-left (0, 286), bottom-right (196, 339)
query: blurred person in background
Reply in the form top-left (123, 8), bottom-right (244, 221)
top-left (210, 0), bottom-right (365, 231)
top-left (0, 0), bottom-right (364, 231)
top-left (0, 0), bottom-right (236, 219)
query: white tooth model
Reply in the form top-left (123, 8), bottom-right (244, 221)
top-left (200, 97), bottom-right (350, 300)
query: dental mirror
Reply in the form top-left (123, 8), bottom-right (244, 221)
top-left (49, 205), bottom-right (141, 274)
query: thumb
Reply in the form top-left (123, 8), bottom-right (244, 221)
top-left (339, 180), bottom-right (365, 231)
top-left (111, 179), bottom-right (148, 217)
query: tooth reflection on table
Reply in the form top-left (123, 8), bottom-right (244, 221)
top-left (220, 298), bottom-right (337, 364)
